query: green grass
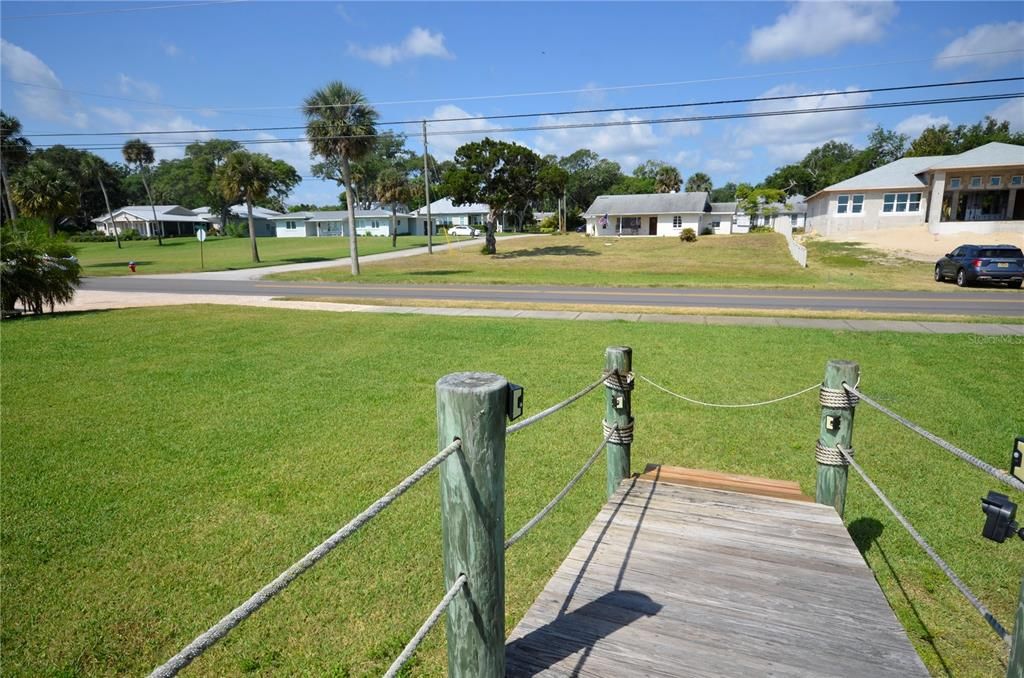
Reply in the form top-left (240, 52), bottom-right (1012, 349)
top-left (74, 235), bottom-right (437, 276)
top-left (268, 232), bottom-right (983, 292)
top-left (2, 307), bottom-right (1021, 677)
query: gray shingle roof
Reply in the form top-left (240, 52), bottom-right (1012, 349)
top-left (413, 197), bottom-right (490, 215)
top-left (818, 156), bottom-right (944, 193)
top-left (269, 209), bottom-right (408, 222)
top-left (925, 142), bottom-right (1024, 170)
top-left (583, 192), bottom-right (709, 216)
top-left (709, 202), bottom-right (737, 213)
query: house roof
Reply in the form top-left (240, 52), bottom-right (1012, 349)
top-left (924, 142), bottom-right (1024, 170)
top-left (583, 192), bottom-right (710, 217)
top-left (193, 205), bottom-right (283, 220)
top-left (709, 202), bottom-right (737, 214)
top-left (413, 197), bottom-right (490, 215)
top-left (91, 205), bottom-right (207, 223)
top-left (269, 208), bottom-right (408, 222)
top-left (809, 156), bottom-right (944, 198)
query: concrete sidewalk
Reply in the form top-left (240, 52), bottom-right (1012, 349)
top-left (56, 290), bottom-right (1024, 336)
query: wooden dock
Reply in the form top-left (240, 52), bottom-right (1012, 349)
top-left (505, 465), bottom-right (929, 677)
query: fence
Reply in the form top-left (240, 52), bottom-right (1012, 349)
top-left (774, 219), bottom-right (808, 267)
top-left (148, 349), bottom-right (1022, 677)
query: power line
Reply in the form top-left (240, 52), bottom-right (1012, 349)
top-left (4, 48), bottom-right (1023, 115)
top-left (3, 0), bottom-right (245, 21)
top-left (16, 77), bottom-right (1024, 138)
top-left (10, 92), bottom-right (1020, 152)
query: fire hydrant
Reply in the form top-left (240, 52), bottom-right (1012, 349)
top-left (128, 261), bottom-right (137, 273)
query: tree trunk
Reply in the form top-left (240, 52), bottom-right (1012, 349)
top-left (485, 208), bottom-right (497, 255)
top-left (140, 170), bottom-right (162, 245)
top-left (97, 176), bottom-right (121, 249)
top-left (341, 156), bottom-right (360, 275)
top-left (0, 157), bottom-right (17, 221)
top-left (391, 205), bottom-right (397, 248)
top-left (247, 196), bottom-right (260, 263)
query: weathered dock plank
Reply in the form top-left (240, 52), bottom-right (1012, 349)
top-left (506, 470), bottom-right (929, 677)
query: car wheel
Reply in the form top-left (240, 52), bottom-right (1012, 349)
top-left (955, 268), bottom-right (968, 287)
top-left (934, 265), bottom-right (943, 282)
top-left (1010, 280), bottom-right (1022, 289)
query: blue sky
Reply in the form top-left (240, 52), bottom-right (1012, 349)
top-left (2, 1), bottom-right (1022, 205)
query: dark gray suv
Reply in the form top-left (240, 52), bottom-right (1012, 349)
top-left (934, 244), bottom-right (1024, 288)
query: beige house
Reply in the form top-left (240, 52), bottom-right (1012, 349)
top-left (806, 142), bottom-right (1024, 236)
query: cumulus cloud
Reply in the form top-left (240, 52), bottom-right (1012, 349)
top-left (894, 113), bottom-right (951, 137)
top-left (935, 22), bottom-right (1024, 69)
top-left (118, 74), bottom-right (161, 102)
top-left (162, 41), bottom-right (181, 57)
top-left (0, 39), bottom-right (87, 127)
top-left (254, 132), bottom-right (315, 176)
top-left (989, 99), bottom-right (1024, 132)
top-left (424, 104), bottom-right (507, 159)
top-left (349, 27), bottom-right (453, 66)
top-left (730, 84), bottom-right (873, 161)
top-left (747, 2), bottom-right (896, 62)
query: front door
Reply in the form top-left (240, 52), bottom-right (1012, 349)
top-left (649, 217), bottom-right (657, 235)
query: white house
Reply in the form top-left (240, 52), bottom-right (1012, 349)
top-left (193, 205), bottom-right (283, 237)
top-left (583, 193), bottom-right (743, 237)
top-left (412, 198), bottom-right (509, 233)
top-left (91, 205), bottom-right (209, 237)
top-left (805, 142), bottom-right (1024, 236)
top-left (735, 195), bottom-right (808, 232)
top-left (269, 209), bottom-right (416, 238)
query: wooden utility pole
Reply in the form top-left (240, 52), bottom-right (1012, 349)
top-left (815, 360), bottom-right (859, 517)
top-left (604, 347), bottom-right (633, 498)
top-left (422, 120), bottom-right (433, 254)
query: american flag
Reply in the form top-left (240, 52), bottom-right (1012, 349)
top-left (597, 213), bottom-right (608, 227)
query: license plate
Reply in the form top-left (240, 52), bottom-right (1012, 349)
top-left (998, 262), bottom-right (1009, 268)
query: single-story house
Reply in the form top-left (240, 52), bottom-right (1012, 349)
top-left (269, 209), bottom-right (416, 238)
top-left (736, 195), bottom-right (808, 231)
top-left (805, 142), bottom-right (1024, 236)
top-left (92, 205), bottom-right (210, 237)
top-left (583, 193), bottom-right (742, 237)
top-left (412, 198), bottom-right (509, 233)
top-left (193, 205), bottom-right (283, 237)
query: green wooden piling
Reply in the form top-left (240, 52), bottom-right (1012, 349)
top-left (815, 359), bottom-right (859, 518)
top-left (1009, 571), bottom-right (1024, 678)
top-left (436, 372), bottom-right (507, 678)
top-left (604, 346), bottom-right (633, 499)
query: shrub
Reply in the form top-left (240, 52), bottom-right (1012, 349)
top-left (749, 225), bottom-right (774, 233)
top-left (537, 214), bottom-right (560, 232)
top-left (68, 231), bottom-right (114, 243)
top-left (225, 221), bottom-right (249, 238)
top-left (680, 228), bottom-right (697, 243)
top-left (119, 228), bottom-right (142, 241)
top-left (1, 225), bottom-right (82, 314)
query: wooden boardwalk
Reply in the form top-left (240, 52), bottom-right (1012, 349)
top-left (506, 465), bottom-right (929, 677)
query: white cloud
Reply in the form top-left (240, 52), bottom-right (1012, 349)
top-left (335, 4), bottom-right (353, 23)
top-left (989, 99), bottom-right (1024, 132)
top-left (936, 22), bottom-right (1024, 69)
top-left (118, 74), bottom-right (161, 102)
top-left (894, 113), bottom-right (951, 137)
top-left (0, 39), bottom-right (87, 127)
top-left (255, 133), bottom-right (314, 176)
top-left (349, 27), bottom-right (453, 66)
top-left (425, 104), bottom-right (506, 160)
top-left (706, 158), bottom-right (739, 174)
top-left (92, 106), bottom-right (135, 129)
top-left (162, 41), bottom-right (180, 57)
top-left (731, 84), bottom-right (873, 161)
top-left (746, 2), bottom-right (896, 62)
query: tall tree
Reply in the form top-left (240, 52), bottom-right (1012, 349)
top-left (736, 185), bottom-right (789, 227)
top-left (1, 112), bottom-right (32, 222)
top-left (684, 171), bottom-right (712, 194)
top-left (82, 154), bottom-right (121, 248)
top-left (303, 81), bottom-right (379, 275)
top-left (633, 159), bottom-right (671, 181)
top-left (9, 159), bottom-right (77, 236)
top-left (558, 149), bottom-right (623, 211)
top-left (375, 167), bottom-right (411, 248)
top-left (655, 165), bottom-right (682, 193)
top-left (121, 138), bottom-right (161, 245)
top-left (710, 182), bottom-right (738, 203)
top-left (537, 162), bottom-right (570, 232)
top-left (762, 165), bottom-right (816, 196)
top-left (216, 150), bottom-right (300, 263)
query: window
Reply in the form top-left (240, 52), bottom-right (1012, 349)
top-left (672, 216), bottom-right (683, 228)
top-left (989, 176), bottom-right (1002, 187)
top-left (286, 221), bottom-right (296, 229)
top-left (617, 216), bottom-right (641, 230)
top-left (970, 176), bottom-right (982, 188)
top-left (837, 195), bottom-right (849, 213)
top-left (1012, 176), bottom-right (1022, 186)
top-left (790, 214), bottom-right (798, 226)
top-left (836, 194), bottom-right (864, 214)
top-left (882, 192), bottom-right (922, 213)
top-left (949, 178), bottom-right (961, 189)
top-left (851, 195), bottom-right (864, 213)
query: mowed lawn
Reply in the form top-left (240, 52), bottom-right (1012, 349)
top-left (2, 307), bottom-right (1021, 677)
top-left (271, 232), bottom-right (956, 291)
top-left (75, 235), bottom-right (434, 276)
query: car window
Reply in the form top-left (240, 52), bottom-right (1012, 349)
top-left (979, 248), bottom-right (1023, 258)
top-left (950, 248), bottom-right (963, 257)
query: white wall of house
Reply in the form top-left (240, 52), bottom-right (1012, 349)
top-left (276, 219), bottom-right (316, 237)
top-left (702, 213), bottom-right (735, 235)
top-left (806, 190), bottom-right (928, 235)
top-left (587, 213), bottom-right (704, 236)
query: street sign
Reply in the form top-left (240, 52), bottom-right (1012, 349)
top-left (196, 228), bottom-right (207, 269)
top-left (196, 228), bottom-right (207, 242)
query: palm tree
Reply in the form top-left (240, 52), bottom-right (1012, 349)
top-left (303, 81), bottom-right (379, 275)
top-left (122, 138), bottom-right (161, 245)
top-left (1, 112), bottom-right (32, 222)
top-left (375, 167), bottom-right (410, 248)
top-left (82, 155), bottom-right (121, 249)
top-left (216, 151), bottom-right (285, 263)
top-left (654, 166), bottom-right (682, 193)
top-left (685, 172), bottom-right (713, 194)
top-left (9, 159), bottom-right (77, 236)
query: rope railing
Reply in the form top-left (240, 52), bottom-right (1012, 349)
top-left (843, 383), bottom-right (1024, 493)
top-left (836, 444), bottom-right (1011, 644)
top-left (383, 574), bottom-right (468, 678)
top-left (148, 438), bottom-right (463, 678)
top-left (506, 373), bottom-right (607, 435)
top-left (505, 427), bottom-right (616, 550)
top-left (639, 374), bottom-right (822, 408)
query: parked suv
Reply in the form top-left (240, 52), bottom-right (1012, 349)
top-left (934, 244), bottom-right (1024, 288)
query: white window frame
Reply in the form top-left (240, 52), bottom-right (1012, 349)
top-left (948, 177), bottom-right (961, 189)
top-left (836, 194), bottom-right (864, 216)
top-left (970, 176), bottom-right (982, 188)
top-left (989, 176), bottom-right (1002, 188)
top-left (882, 192), bottom-right (923, 215)
top-left (672, 215), bottom-right (683, 228)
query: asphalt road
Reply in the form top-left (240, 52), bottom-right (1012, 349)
top-left (82, 277), bottom-right (1024, 317)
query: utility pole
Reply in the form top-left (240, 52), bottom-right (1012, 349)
top-left (422, 120), bottom-right (433, 254)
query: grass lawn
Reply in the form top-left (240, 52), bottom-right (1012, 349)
top-left (2, 307), bottom-right (1021, 677)
top-left (271, 233), bottom-right (1014, 293)
top-left (74, 235), bottom-right (436, 276)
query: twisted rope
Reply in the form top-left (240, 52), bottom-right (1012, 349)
top-left (837, 445), bottom-right (1010, 644)
top-left (819, 385), bottom-right (858, 408)
top-left (506, 374), bottom-right (606, 435)
top-left (844, 384), bottom-right (1024, 493)
top-left (383, 574), bottom-right (467, 678)
top-left (603, 419), bottom-right (634, 445)
top-left (603, 369), bottom-right (635, 391)
top-left (639, 375), bottom-right (821, 408)
top-left (505, 428), bottom-right (615, 550)
top-left (816, 440), bottom-right (853, 466)
top-left (148, 439), bottom-right (463, 678)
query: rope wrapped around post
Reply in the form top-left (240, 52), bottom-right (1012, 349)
top-left (815, 440), bottom-right (853, 466)
top-left (815, 360), bottom-right (859, 517)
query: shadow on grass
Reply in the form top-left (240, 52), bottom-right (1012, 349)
top-left (87, 261), bottom-right (154, 268)
top-left (848, 516), bottom-right (953, 678)
top-left (493, 245), bottom-right (599, 260)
